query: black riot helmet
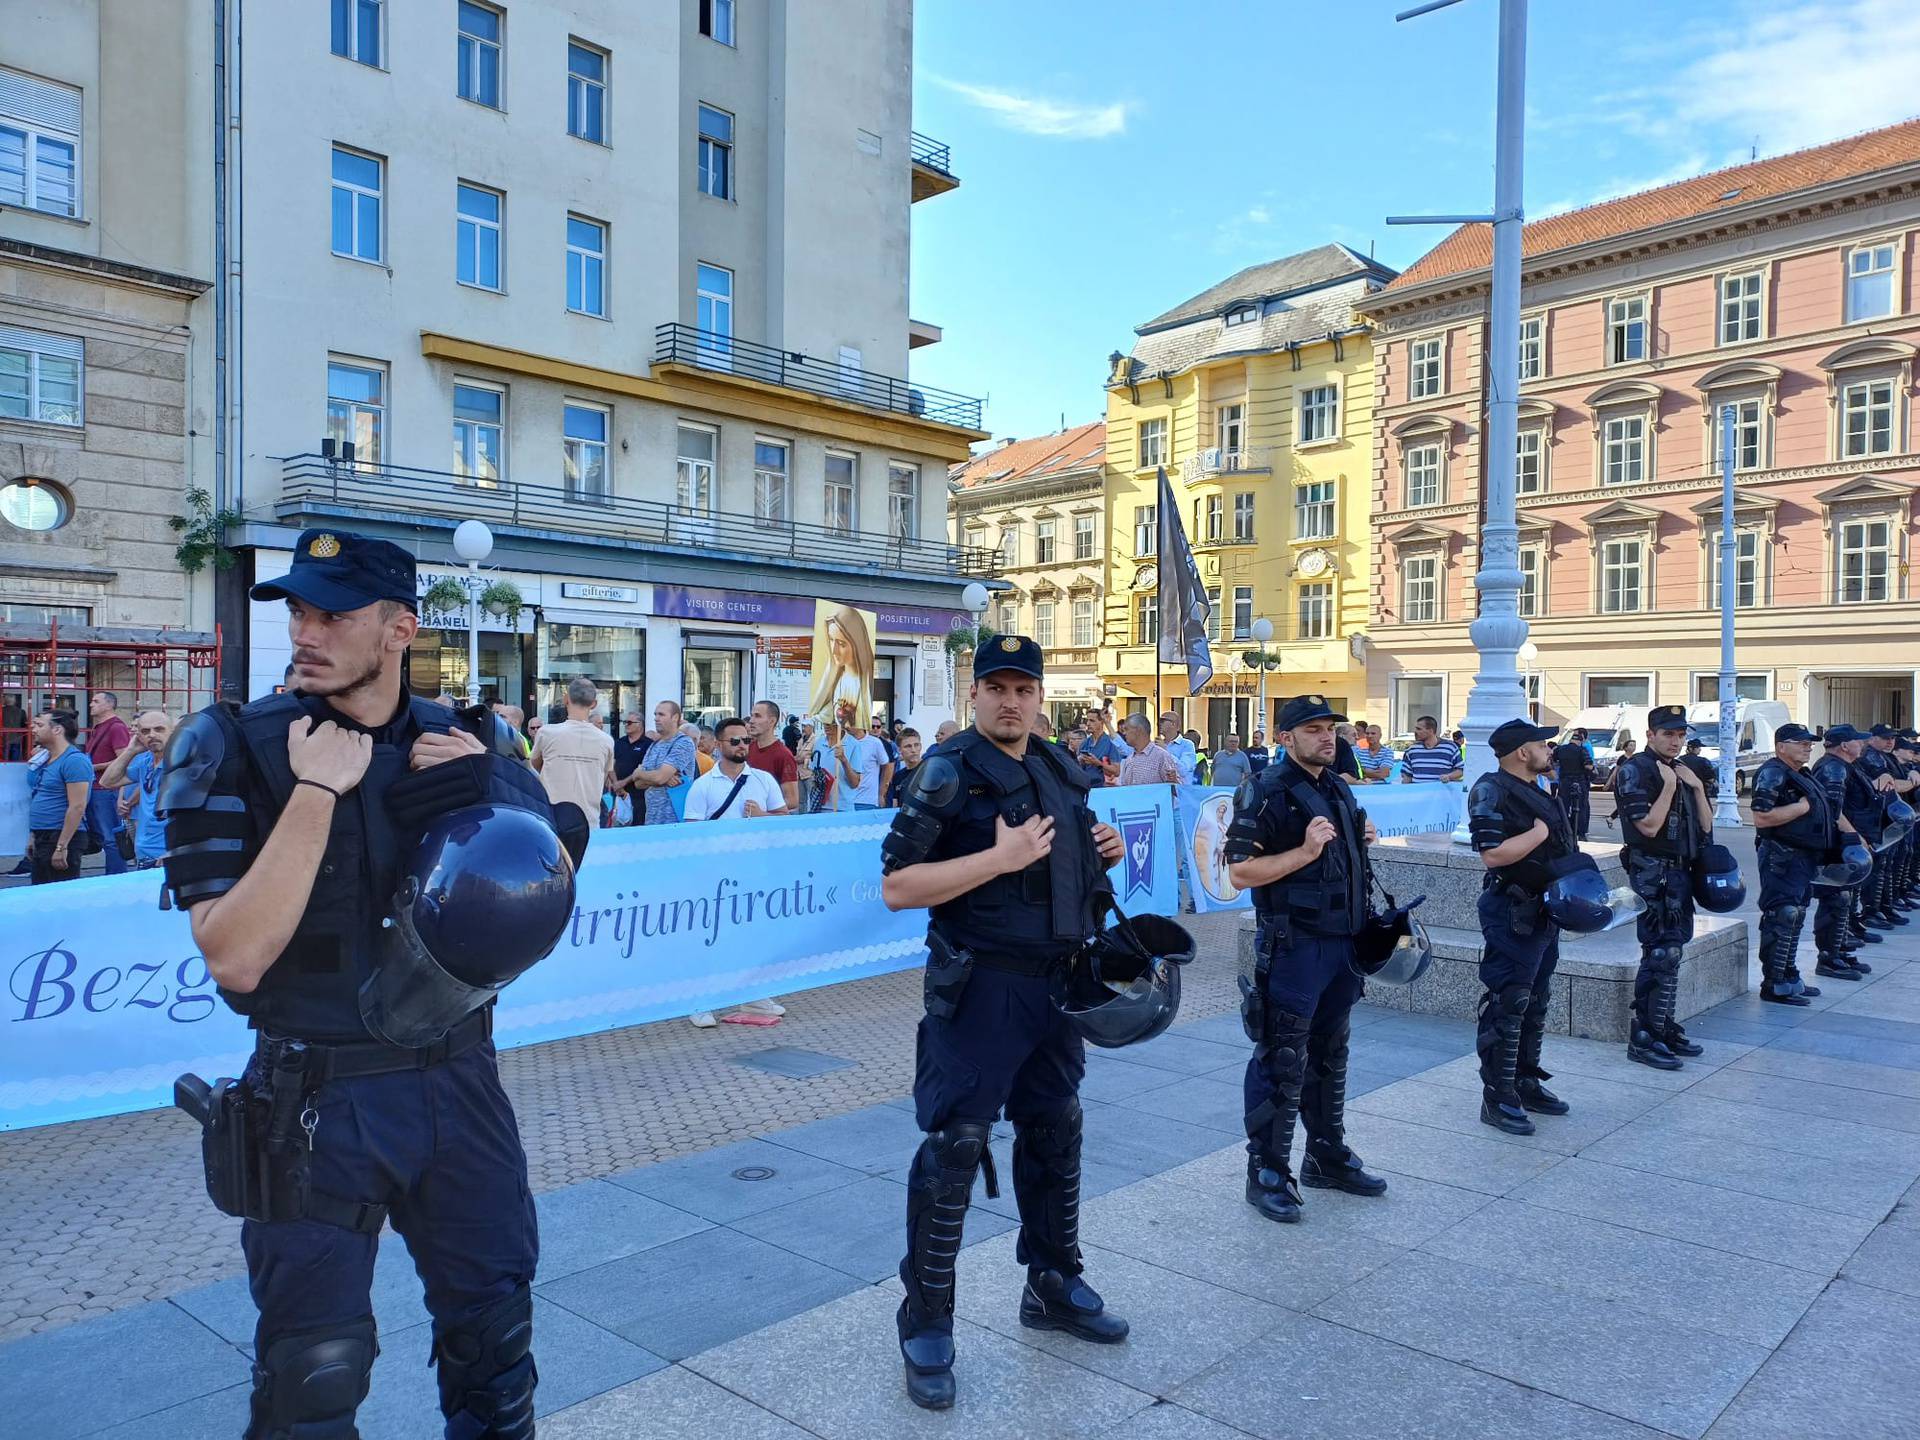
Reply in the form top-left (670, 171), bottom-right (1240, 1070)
top-left (1812, 842), bottom-right (1874, 892)
top-left (1543, 854), bottom-right (1642, 933)
top-left (1878, 796), bottom-right (1916, 851)
top-left (1052, 909), bottom-right (1194, 1049)
top-left (1352, 894), bottom-right (1432, 986)
top-left (359, 804), bottom-right (576, 1047)
top-left (1691, 842), bottom-right (1746, 913)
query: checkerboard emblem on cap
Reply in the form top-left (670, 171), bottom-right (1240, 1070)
top-left (309, 533), bottom-right (342, 558)
top-left (1001, 637), bottom-right (1021, 652)
top-left (1307, 695), bottom-right (1323, 705)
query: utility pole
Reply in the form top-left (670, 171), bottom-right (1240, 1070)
top-left (1714, 405), bottom-right (1744, 826)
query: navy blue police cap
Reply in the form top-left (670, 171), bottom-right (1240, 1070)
top-left (1869, 723), bottom-right (1898, 739)
top-left (1776, 723), bottom-right (1815, 743)
top-left (1824, 723), bottom-right (1867, 745)
top-left (1647, 705), bottom-right (1689, 732)
top-left (251, 529), bottom-right (418, 612)
top-left (974, 634), bottom-right (1044, 681)
top-left (1490, 719), bottom-right (1557, 756)
top-left (1275, 694), bottom-right (1345, 732)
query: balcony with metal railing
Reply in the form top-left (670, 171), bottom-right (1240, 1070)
top-left (1179, 446), bottom-right (1275, 484)
top-left (275, 454), bottom-right (1000, 581)
top-left (651, 324), bottom-right (985, 431)
top-left (910, 130), bottom-right (958, 201)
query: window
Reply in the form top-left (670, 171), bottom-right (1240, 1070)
top-left (1232, 585), bottom-right (1253, 641)
top-left (1586, 675), bottom-right (1652, 707)
top-left (1295, 480), bottom-right (1335, 539)
top-left (1034, 601), bottom-right (1055, 648)
top-left (1393, 675), bottom-right (1445, 738)
top-left (1602, 414), bottom-right (1645, 486)
top-left (1518, 315), bottom-right (1543, 381)
top-left (564, 404), bottom-right (610, 502)
top-left (1233, 492), bottom-right (1255, 542)
top-left (1299, 385), bottom-right (1338, 444)
top-left (567, 43), bottom-right (607, 144)
top-left (0, 67), bottom-right (80, 217)
top-left (1206, 587), bottom-right (1222, 639)
top-left (1072, 598), bottom-right (1096, 647)
top-left (1719, 272), bottom-right (1762, 344)
top-left (1515, 429), bottom-right (1543, 495)
top-left (1838, 518), bottom-right (1892, 603)
top-left (1197, 494), bottom-right (1222, 544)
top-left (676, 423), bottom-right (715, 512)
top-left (998, 523), bottom-right (1020, 569)
top-left (566, 216), bottom-right (606, 316)
top-left (1841, 379), bottom-right (1895, 457)
top-left (1035, 519), bottom-right (1057, 564)
top-left (696, 263), bottom-right (733, 364)
top-left (753, 439), bottom-right (790, 523)
top-left (0, 326), bottom-right (82, 426)
top-left (331, 0), bottom-right (382, 67)
top-left (1712, 399), bottom-right (1763, 472)
top-left (1401, 556), bottom-right (1438, 622)
top-left (325, 360), bottom-right (384, 464)
top-left (697, 105), bottom-right (734, 200)
top-left (1135, 592), bottom-right (1159, 646)
top-left (1712, 529), bottom-right (1760, 608)
top-left (457, 2), bottom-right (502, 109)
top-left (888, 464), bottom-right (918, 539)
top-left (1692, 672), bottom-right (1771, 703)
top-left (1134, 504), bottom-right (1156, 556)
top-left (1298, 582), bottom-right (1333, 639)
top-left (329, 146), bottom-right (383, 262)
top-left (1072, 513), bottom-right (1095, 561)
top-left (1601, 538), bottom-right (1644, 613)
top-left (825, 452), bottom-right (857, 534)
top-left (1137, 418), bottom-right (1166, 469)
top-left (451, 384), bottom-right (503, 485)
top-left (1410, 338), bottom-right (1441, 398)
top-left (1216, 403), bottom-right (1245, 457)
top-left (1608, 295), bottom-right (1647, 364)
top-left (1517, 545), bottom-right (1540, 617)
top-left (700, 0), bottom-right (736, 45)
top-left (1405, 444), bottom-right (1442, 507)
top-left (997, 602), bottom-right (1020, 636)
top-left (1224, 304), bottom-right (1258, 327)
top-left (0, 479), bottom-right (70, 532)
top-left (456, 183), bottom-right (503, 290)
top-left (1846, 244), bottom-right (1896, 323)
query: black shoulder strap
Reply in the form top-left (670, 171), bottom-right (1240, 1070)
top-left (708, 771), bottom-right (752, 819)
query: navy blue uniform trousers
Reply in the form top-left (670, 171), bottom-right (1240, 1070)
top-left (1477, 887), bottom-right (1561, 1015)
top-left (241, 1043), bottom-right (538, 1394)
top-left (1242, 931), bottom-right (1363, 1159)
top-left (912, 964), bottom-right (1084, 1133)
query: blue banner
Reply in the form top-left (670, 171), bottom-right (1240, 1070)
top-left (0, 788), bottom-right (1188, 1131)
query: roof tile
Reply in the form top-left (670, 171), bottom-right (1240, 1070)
top-left (950, 421), bottom-right (1106, 491)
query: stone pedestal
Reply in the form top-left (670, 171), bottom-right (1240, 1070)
top-left (1233, 834), bottom-right (1749, 1041)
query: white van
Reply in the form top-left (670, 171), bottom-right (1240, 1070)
top-left (1685, 700), bottom-right (1792, 793)
top-left (1559, 704), bottom-right (1650, 782)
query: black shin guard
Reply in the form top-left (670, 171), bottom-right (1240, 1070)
top-left (1476, 985), bottom-right (1530, 1105)
top-left (1012, 1102), bottom-right (1085, 1278)
top-left (435, 1286), bottom-right (536, 1440)
top-left (901, 1122), bottom-right (992, 1328)
top-left (1300, 1012), bottom-right (1354, 1158)
top-left (1245, 1009), bottom-right (1311, 1176)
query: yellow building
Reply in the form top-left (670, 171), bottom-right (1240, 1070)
top-left (1100, 245), bottom-right (1397, 739)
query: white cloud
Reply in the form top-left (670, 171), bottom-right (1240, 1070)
top-left (929, 77), bottom-right (1128, 139)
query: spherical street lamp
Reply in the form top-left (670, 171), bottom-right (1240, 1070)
top-left (451, 521), bottom-right (495, 707)
top-left (1249, 617), bottom-right (1275, 733)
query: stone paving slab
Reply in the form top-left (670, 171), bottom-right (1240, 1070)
top-left (1691, 1065), bottom-right (1920, 1134)
top-left (734, 1173), bottom-right (1016, 1283)
top-left (1350, 1073), bottom-right (1664, 1155)
top-left (1297, 1110), bottom-right (1568, 1196)
top-left (603, 1136), bottom-right (868, 1224)
top-left (1763, 1022), bottom-right (1920, 1071)
top-left (1633, 1091), bottom-right (1920, 1169)
top-left (542, 1363), bottom-right (818, 1439)
top-left (1093, 1403), bottom-right (1256, 1440)
top-left (1728, 1043), bottom-right (1920, 1100)
top-left (1837, 1217), bottom-right (1920, 1299)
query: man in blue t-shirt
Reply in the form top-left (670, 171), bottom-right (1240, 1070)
top-left (28, 710), bottom-right (94, 883)
top-left (1075, 707), bottom-right (1132, 786)
top-left (100, 709), bottom-right (176, 868)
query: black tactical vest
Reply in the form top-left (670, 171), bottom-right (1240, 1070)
top-left (927, 730), bottom-right (1100, 961)
top-left (1247, 755), bottom-right (1368, 938)
top-left (1814, 753), bottom-right (1880, 837)
top-left (1618, 751), bottom-right (1704, 862)
top-left (1474, 768), bottom-right (1577, 893)
top-left (1752, 757), bottom-right (1836, 854)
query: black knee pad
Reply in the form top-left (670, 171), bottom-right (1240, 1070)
top-left (1309, 1012), bottom-right (1353, 1074)
top-left (251, 1318), bottom-right (377, 1438)
top-left (918, 1120), bottom-right (992, 1183)
top-left (1263, 1008), bottom-right (1311, 1087)
top-left (1650, 944), bottom-right (1684, 978)
top-left (1013, 1101), bottom-right (1083, 1167)
top-left (436, 1285), bottom-right (536, 1436)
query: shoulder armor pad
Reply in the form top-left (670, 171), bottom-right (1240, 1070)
top-left (1232, 776), bottom-right (1260, 813)
top-left (472, 709), bottom-right (527, 761)
top-left (905, 753), bottom-right (964, 813)
top-left (157, 705), bottom-right (238, 816)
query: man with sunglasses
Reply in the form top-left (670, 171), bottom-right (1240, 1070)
top-left (684, 718), bottom-right (788, 821)
top-left (99, 709), bottom-right (176, 869)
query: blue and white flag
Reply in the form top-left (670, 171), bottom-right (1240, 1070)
top-left (1155, 467), bottom-right (1214, 694)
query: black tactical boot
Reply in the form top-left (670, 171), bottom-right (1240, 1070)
top-left (1299, 1014), bottom-right (1385, 1194)
top-left (1245, 1009), bottom-right (1311, 1221)
top-left (1477, 985), bottom-right (1534, 1134)
top-left (1816, 953), bottom-right (1864, 981)
top-left (1301, 1145), bottom-right (1388, 1196)
top-left (1515, 1016), bottom-right (1570, 1116)
top-left (1245, 1157), bottom-right (1304, 1222)
top-left (1019, 1269), bottom-right (1129, 1343)
top-left (898, 1122), bottom-right (991, 1410)
top-left (1627, 1015), bottom-right (1683, 1071)
top-left (1658, 972), bottom-right (1704, 1058)
top-left (897, 1297), bottom-right (956, 1411)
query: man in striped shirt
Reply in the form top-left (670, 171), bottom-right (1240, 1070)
top-left (1400, 715), bottom-right (1463, 784)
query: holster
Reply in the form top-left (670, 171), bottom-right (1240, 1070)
top-left (1240, 917), bottom-right (1288, 1044)
top-left (1510, 889), bottom-right (1543, 938)
top-left (923, 926), bottom-right (977, 1021)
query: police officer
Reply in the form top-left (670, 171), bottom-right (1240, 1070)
top-left (1552, 727), bottom-right (1595, 841)
top-left (160, 530), bottom-right (584, 1440)
top-left (880, 636), bottom-right (1128, 1411)
top-left (1812, 725), bottom-right (1882, 979)
top-left (1857, 724), bottom-right (1917, 928)
top-left (1680, 738), bottom-right (1720, 799)
top-left (1469, 719), bottom-right (1579, 1134)
top-left (1894, 732), bottom-right (1920, 905)
top-left (1749, 724), bottom-right (1832, 1006)
top-left (1223, 695), bottom-right (1387, 1223)
top-left (1614, 705), bottom-right (1713, 1071)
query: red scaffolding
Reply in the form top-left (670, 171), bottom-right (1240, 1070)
top-left (0, 620), bottom-right (222, 760)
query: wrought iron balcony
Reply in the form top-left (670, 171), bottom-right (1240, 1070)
top-left (1179, 446), bottom-right (1274, 484)
top-left (652, 324), bottom-right (984, 430)
top-left (276, 454), bottom-right (1000, 580)
top-left (910, 130), bottom-right (959, 201)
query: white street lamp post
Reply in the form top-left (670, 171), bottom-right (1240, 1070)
top-left (1714, 405), bottom-right (1744, 826)
top-left (1519, 640), bottom-right (1539, 722)
top-left (452, 519), bottom-right (494, 709)
top-left (1250, 617), bottom-right (1274, 735)
top-left (960, 581), bottom-right (990, 726)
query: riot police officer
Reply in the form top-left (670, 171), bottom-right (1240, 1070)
top-left (1552, 727), bottom-right (1595, 841)
top-left (1224, 695), bottom-right (1386, 1223)
top-left (160, 531), bottom-right (585, 1440)
top-left (1680, 738), bottom-right (1720, 799)
top-left (1469, 719), bottom-right (1580, 1134)
top-left (1895, 732), bottom-right (1920, 905)
top-left (1614, 705), bottom-right (1713, 1070)
top-left (1749, 724), bottom-right (1832, 1006)
top-left (1858, 724), bottom-right (1918, 926)
top-left (1812, 725), bottom-right (1882, 979)
top-left (880, 636), bottom-right (1128, 1411)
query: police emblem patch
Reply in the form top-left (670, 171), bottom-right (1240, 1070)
top-left (1000, 637), bottom-right (1021, 652)
top-left (1307, 694), bottom-right (1323, 705)
top-left (309, 534), bottom-right (342, 558)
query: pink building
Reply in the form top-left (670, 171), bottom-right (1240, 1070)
top-left (1360, 120), bottom-right (1920, 736)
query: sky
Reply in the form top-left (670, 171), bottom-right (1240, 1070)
top-left (907, 0), bottom-right (1920, 444)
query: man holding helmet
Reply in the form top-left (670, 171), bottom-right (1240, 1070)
top-left (1813, 725), bottom-right (1886, 980)
top-left (1468, 719), bottom-right (1598, 1135)
top-left (1857, 724), bottom-right (1919, 927)
top-left (1613, 706), bottom-right (1715, 1071)
top-left (1750, 723), bottom-right (1843, 1005)
top-left (879, 635), bottom-right (1131, 1411)
top-left (160, 530), bottom-right (587, 1440)
top-left (1224, 695), bottom-right (1386, 1226)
